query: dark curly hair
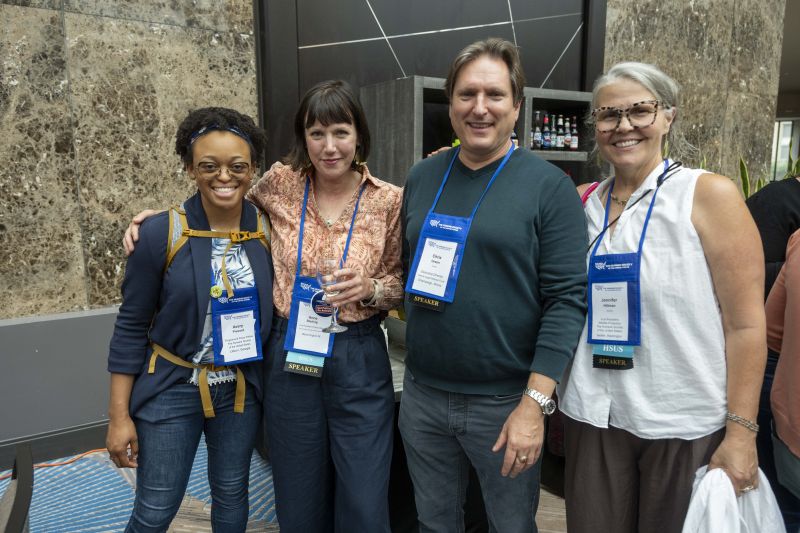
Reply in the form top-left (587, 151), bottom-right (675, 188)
top-left (175, 107), bottom-right (267, 167)
top-left (283, 80), bottom-right (370, 172)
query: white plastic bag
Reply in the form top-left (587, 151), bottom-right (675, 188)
top-left (682, 465), bottom-right (786, 533)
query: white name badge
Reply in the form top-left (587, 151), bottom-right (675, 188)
top-left (590, 282), bottom-right (629, 342)
top-left (218, 310), bottom-right (260, 363)
top-left (293, 300), bottom-right (333, 354)
top-left (410, 237), bottom-right (458, 298)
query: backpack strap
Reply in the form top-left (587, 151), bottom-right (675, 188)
top-left (150, 342), bottom-right (246, 418)
top-left (580, 181), bottom-right (600, 206)
top-left (255, 209), bottom-right (271, 251)
top-left (164, 201), bottom-right (271, 296)
top-left (165, 203), bottom-right (189, 272)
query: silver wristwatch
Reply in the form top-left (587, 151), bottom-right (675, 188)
top-left (523, 388), bottom-right (556, 416)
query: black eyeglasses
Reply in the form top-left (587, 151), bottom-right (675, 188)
top-left (591, 100), bottom-right (665, 133)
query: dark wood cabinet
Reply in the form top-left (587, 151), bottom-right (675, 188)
top-left (361, 76), bottom-right (599, 186)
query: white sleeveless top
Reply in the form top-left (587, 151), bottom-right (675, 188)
top-left (559, 162), bottom-right (727, 439)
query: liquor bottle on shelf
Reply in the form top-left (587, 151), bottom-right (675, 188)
top-left (564, 117), bottom-right (572, 151)
top-left (542, 113), bottom-right (551, 150)
top-left (532, 111), bottom-right (542, 150)
top-left (556, 114), bottom-right (565, 150)
top-left (570, 116), bottom-right (579, 151)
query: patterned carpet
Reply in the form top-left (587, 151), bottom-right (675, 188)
top-left (0, 436), bottom-right (278, 532)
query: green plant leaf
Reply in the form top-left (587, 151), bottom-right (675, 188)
top-left (739, 157), bottom-right (750, 197)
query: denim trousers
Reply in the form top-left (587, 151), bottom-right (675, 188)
top-left (399, 370), bottom-right (541, 533)
top-left (263, 316), bottom-right (395, 533)
top-left (757, 349), bottom-right (800, 531)
top-left (126, 380), bottom-right (261, 533)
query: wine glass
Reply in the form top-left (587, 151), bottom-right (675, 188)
top-left (316, 257), bottom-right (348, 333)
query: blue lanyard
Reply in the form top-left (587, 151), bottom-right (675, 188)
top-left (429, 143), bottom-right (515, 219)
top-left (590, 159), bottom-right (669, 259)
top-left (295, 176), bottom-right (367, 276)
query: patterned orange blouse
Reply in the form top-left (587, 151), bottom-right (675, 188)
top-left (247, 162), bottom-right (403, 322)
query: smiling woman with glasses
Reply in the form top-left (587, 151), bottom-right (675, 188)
top-left (106, 107), bottom-right (272, 531)
top-left (558, 62), bottom-right (767, 533)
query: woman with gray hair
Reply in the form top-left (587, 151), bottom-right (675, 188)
top-left (558, 62), bottom-right (766, 532)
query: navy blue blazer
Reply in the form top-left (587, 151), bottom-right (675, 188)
top-left (108, 193), bottom-right (274, 416)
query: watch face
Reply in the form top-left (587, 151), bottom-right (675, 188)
top-left (543, 401), bottom-right (556, 415)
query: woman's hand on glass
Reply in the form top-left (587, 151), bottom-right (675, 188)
top-left (324, 267), bottom-right (374, 307)
top-left (316, 258), bottom-right (349, 333)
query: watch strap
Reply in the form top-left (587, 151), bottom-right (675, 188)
top-left (523, 387), bottom-right (555, 415)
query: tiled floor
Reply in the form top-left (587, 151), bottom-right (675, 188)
top-left (0, 443), bottom-right (567, 532)
top-left (537, 489), bottom-right (568, 533)
top-left (168, 496), bottom-right (279, 532)
top-left (171, 490), bottom-right (566, 532)
top-left (0, 438), bottom-right (276, 532)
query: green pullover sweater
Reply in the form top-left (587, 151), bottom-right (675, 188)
top-left (401, 148), bottom-right (588, 395)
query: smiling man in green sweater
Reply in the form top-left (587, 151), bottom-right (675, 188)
top-left (400, 38), bottom-right (587, 533)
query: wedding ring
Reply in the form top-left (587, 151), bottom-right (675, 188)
top-left (740, 485), bottom-right (755, 493)
top-left (516, 455), bottom-right (528, 464)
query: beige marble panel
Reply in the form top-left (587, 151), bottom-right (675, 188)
top-left (605, 0), bottom-right (734, 83)
top-left (64, 12), bottom-right (257, 307)
top-left (0, 0), bottom-right (61, 9)
top-left (703, 0), bottom-right (784, 183)
top-left (721, 90), bottom-right (779, 183)
top-left (604, 0), bottom-right (785, 184)
top-left (605, 0), bottom-right (734, 170)
top-left (0, 4), bottom-right (88, 319)
top-left (728, 0), bottom-right (785, 95)
top-left (64, 0), bottom-right (253, 33)
top-left (677, 90), bottom-right (726, 170)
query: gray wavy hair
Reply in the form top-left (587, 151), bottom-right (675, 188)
top-left (588, 61), bottom-right (696, 161)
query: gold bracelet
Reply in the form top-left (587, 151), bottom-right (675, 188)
top-left (359, 278), bottom-right (380, 307)
top-left (726, 411), bottom-right (759, 433)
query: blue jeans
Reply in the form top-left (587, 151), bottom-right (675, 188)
top-left (399, 371), bottom-right (541, 533)
top-left (263, 316), bottom-right (394, 533)
top-left (127, 380), bottom-right (261, 533)
top-left (758, 349), bottom-right (800, 531)
top-left (773, 429), bottom-right (800, 500)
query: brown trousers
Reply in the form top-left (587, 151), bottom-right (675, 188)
top-left (563, 415), bottom-right (725, 533)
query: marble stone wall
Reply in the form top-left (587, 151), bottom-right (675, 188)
top-left (1, 1), bottom-right (788, 319)
top-left (604, 0), bottom-right (786, 185)
top-left (0, 0), bottom-right (257, 319)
